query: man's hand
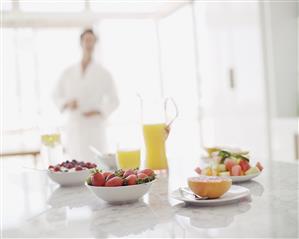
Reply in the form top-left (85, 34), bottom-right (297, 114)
top-left (64, 100), bottom-right (78, 111)
top-left (82, 111), bottom-right (101, 117)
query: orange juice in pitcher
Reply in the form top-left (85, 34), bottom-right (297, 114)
top-left (143, 123), bottom-right (168, 169)
top-left (140, 97), bottom-right (178, 171)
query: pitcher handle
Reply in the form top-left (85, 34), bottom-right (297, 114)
top-left (164, 97), bottom-right (179, 128)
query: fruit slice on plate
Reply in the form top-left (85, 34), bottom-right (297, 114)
top-left (188, 176), bottom-right (232, 199)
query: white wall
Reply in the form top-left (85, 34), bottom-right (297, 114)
top-left (264, 1), bottom-right (298, 117)
top-left (261, 2), bottom-right (298, 162)
top-left (193, 2), bottom-right (269, 159)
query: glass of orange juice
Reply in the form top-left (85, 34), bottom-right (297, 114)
top-left (116, 148), bottom-right (141, 170)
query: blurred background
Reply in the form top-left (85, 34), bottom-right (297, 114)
top-left (1, 0), bottom-right (298, 164)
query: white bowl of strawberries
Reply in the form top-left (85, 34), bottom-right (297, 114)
top-left (86, 168), bottom-right (156, 203)
top-left (48, 160), bottom-right (97, 187)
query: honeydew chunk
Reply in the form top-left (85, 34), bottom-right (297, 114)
top-left (218, 164), bottom-right (226, 172)
top-left (219, 171), bottom-right (230, 177)
top-left (245, 166), bottom-right (260, 175)
top-left (210, 161), bottom-right (219, 170)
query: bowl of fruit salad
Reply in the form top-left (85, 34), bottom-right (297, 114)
top-left (48, 160), bottom-right (97, 187)
top-left (86, 168), bottom-right (156, 203)
top-left (196, 148), bottom-right (264, 183)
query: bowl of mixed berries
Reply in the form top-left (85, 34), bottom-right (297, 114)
top-left (48, 160), bottom-right (97, 187)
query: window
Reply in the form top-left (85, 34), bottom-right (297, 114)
top-left (1, 0), bottom-right (12, 11)
top-left (2, 28), bottom-right (81, 131)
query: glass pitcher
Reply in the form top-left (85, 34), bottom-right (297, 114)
top-left (139, 96), bottom-right (178, 171)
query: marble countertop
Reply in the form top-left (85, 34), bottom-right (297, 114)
top-left (2, 158), bottom-right (299, 238)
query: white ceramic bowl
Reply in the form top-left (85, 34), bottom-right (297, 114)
top-left (47, 169), bottom-right (92, 187)
top-left (86, 180), bottom-right (156, 203)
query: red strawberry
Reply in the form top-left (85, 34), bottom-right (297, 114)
top-left (126, 174), bottom-right (137, 185)
top-left (239, 160), bottom-right (250, 172)
top-left (137, 173), bottom-right (148, 180)
top-left (105, 176), bottom-right (124, 187)
top-left (256, 162), bottom-right (264, 172)
top-left (139, 169), bottom-right (154, 177)
top-left (91, 172), bottom-right (105, 186)
top-left (114, 169), bottom-right (124, 177)
top-left (102, 171), bottom-right (113, 180)
top-left (123, 169), bottom-right (135, 178)
top-left (106, 173), bottom-right (115, 181)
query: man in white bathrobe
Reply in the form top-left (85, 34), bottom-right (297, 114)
top-left (53, 29), bottom-right (119, 161)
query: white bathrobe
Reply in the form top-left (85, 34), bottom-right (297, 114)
top-left (53, 61), bottom-right (119, 161)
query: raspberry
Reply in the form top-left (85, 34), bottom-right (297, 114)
top-left (54, 166), bottom-right (60, 172)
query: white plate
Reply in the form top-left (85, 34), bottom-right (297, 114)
top-left (171, 185), bottom-right (250, 206)
top-left (229, 172), bottom-right (260, 183)
top-left (86, 179), bottom-right (156, 204)
top-left (197, 172), bottom-right (261, 183)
